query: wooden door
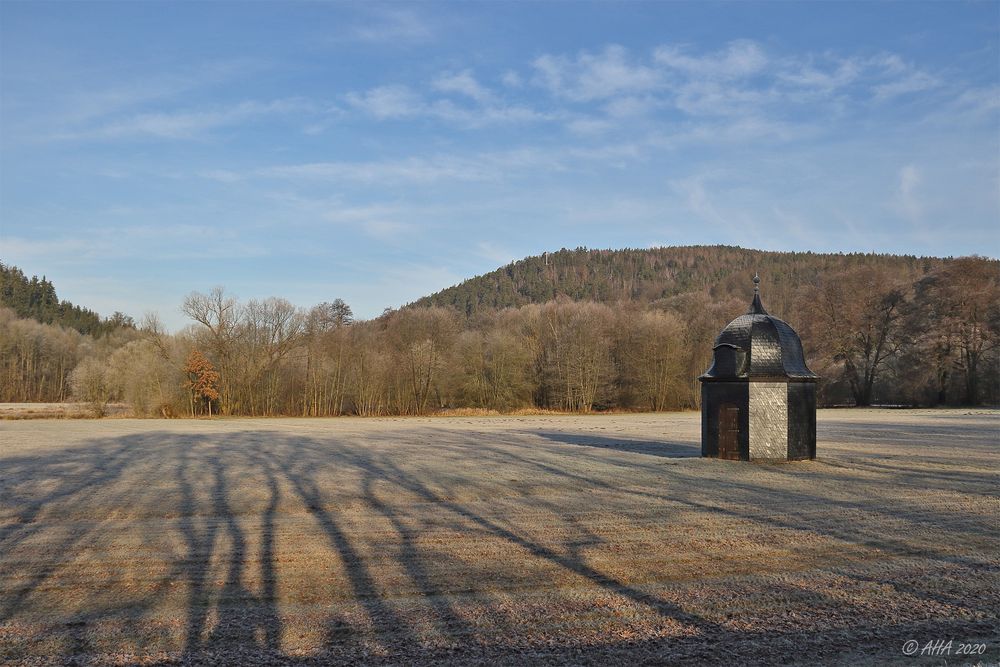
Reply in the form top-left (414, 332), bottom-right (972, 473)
top-left (718, 404), bottom-right (740, 460)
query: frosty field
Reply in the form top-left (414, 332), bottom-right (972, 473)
top-left (1, 410), bottom-right (997, 665)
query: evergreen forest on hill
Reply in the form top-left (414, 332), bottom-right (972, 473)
top-left (0, 262), bottom-right (134, 336)
top-left (1, 247), bottom-right (997, 414)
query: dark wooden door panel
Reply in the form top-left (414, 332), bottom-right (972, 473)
top-left (719, 404), bottom-right (740, 460)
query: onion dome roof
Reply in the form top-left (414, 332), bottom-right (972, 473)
top-left (700, 274), bottom-right (818, 382)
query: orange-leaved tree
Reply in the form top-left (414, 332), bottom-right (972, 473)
top-left (183, 349), bottom-right (220, 416)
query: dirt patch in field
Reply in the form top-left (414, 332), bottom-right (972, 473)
top-left (0, 410), bottom-right (997, 665)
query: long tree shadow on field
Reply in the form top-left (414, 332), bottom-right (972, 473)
top-left (0, 433), bottom-right (289, 662)
top-left (283, 437), bottom-right (719, 635)
top-left (0, 435), bottom-right (180, 643)
top-left (1, 425), bottom-right (997, 665)
top-left (532, 432), bottom-right (700, 458)
top-left (489, 430), bottom-right (999, 616)
top-left (818, 419), bottom-right (1000, 448)
top-left (0, 428), bottom-right (727, 664)
top-left (172, 444), bottom-right (283, 655)
top-left (521, 430), bottom-right (999, 565)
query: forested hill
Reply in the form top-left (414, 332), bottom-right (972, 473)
top-left (412, 246), bottom-right (945, 316)
top-left (0, 262), bottom-right (133, 336)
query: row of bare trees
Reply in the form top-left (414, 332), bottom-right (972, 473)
top-left (800, 258), bottom-right (999, 407)
top-left (0, 307), bottom-right (134, 404)
top-left (42, 297), bottom-right (701, 417)
top-left (1, 258), bottom-right (996, 414)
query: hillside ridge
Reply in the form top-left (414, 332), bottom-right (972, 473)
top-left (410, 245), bottom-right (950, 316)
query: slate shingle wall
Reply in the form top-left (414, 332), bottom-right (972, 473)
top-left (749, 382), bottom-right (788, 460)
top-left (787, 382), bottom-right (817, 460)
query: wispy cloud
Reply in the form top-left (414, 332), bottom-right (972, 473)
top-left (533, 45), bottom-right (661, 102)
top-left (525, 40), bottom-right (943, 125)
top-left (344, 85), bottom-right (421, 119)
top-left (345, 81), bottom-right (552, 127)
top-left (8, 59), bottom-right (267, 142)
top-left (18, 40), bottom-right (952, 147)
top-left (654, 39), bottom-right (768, 79)
top-left (872, 71), bottom-right (939, 102)
top-left (323, 204), bottom-right (420, 241)
top-left (1, 224), bottom-right (268, 263)
top-left (670, 175), bottom-right (735, 231)
top-left (260, 156), bottom-right (497, 184)
top-left (255, 147), bottom-right (571, 185)
top-left (776, 54), bottom-right (863, 91)
top-left (893, 164), bottom-right (924, 222)
top-left (501, 70), bottom-right (523, 88)
top-left (474, 241), bottom-right (519, 265)
top-left (951, 85), bottom-right (1000, 116)
top-left (53, 98), bottom-right (313, 140)
top-left (347, 8), bottom-right (435, 44)
top-left (433, 70), bottom-right (495, 104)
top-left (566, 117), bottom-right (614, 135)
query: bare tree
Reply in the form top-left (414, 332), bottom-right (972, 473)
top-left (914, 258), bottom-right (1000, 404)
top-left (302, 301), bottom-right (352, 416)
top-left (238, 297), bottom-right (304, 415)
top-left (534, 300), bottom-right (615, 411)
top-left (385, 307), bottom-right (459, 414)
top-left (182, 287), bottom-right (239, 413)
top-left (70, 356), bottom-right (112, 416)
top-left (0, 307), bottom-right (82, 402)
top-left (346, 325), bottom-right (390, 416)
top-left (453, 325), bottom-right (533, 411)
top-left (617, 309), bottom-right (688, 411)
top-left (802, 267), bottom-right (909, 406)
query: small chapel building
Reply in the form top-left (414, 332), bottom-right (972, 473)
top-left (699, 274), bottom-right (818, 461)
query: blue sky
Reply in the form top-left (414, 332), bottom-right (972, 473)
top-left (1, 1), bottom-right (998, 328)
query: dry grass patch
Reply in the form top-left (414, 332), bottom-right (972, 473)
top-left (0, 402), bottom-right (131, 420)
top-left (0, 410), bottom-right (997, 665)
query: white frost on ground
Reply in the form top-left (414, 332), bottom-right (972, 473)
top-left (0, 410), bottom-right (997, 665)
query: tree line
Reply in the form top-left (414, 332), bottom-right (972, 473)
top-left (0, 254), bottom-right (996, 415)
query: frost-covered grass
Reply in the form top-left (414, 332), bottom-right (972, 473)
top-left (0, 403), bottom-right (130, 419)
top-left (1, 410), bottom-right (997, 665)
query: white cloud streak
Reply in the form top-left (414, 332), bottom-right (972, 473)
top-left (345, 85), bottom-right (421, 119)
top-left (348, 8), bottom-right (435, 44)
top-left (256, 148), bottom-right (568, 185)
top-left (1, 224), bottom-right (268, 263)
top-left (894, 164), bottom-right (924, 222)
top-left (345, 81), bottom-right (553, 127)
top-left (526, 41), bottom-right (943, 123)
top-left (55, 98), bottom-right (313, 140)
top-left (433, 70), bottom-right (495, 104)
top-left (654, 39), bottom-right (768, 79)
top-left (19, 40), bottom-right (951, 147)
top-left (533, 45), bottom-right (661, 102)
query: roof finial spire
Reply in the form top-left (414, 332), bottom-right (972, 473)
top-left (749, 272), bottom-right (767, 315)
